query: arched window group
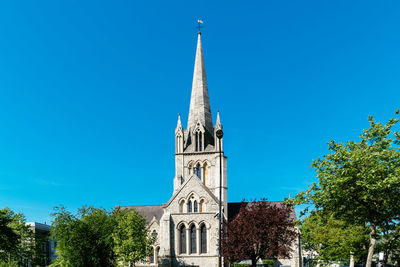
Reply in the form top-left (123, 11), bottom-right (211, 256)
top-left (178, 223), bottom-right (207, 255)
top-left (181, 194), bottom-right (206, 213)
top-left (195, 128), bottom-right (203, 152)
top-left (188, 161), bottom-right (210, 185)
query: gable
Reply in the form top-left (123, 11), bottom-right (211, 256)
top-left (164, 174), bottom-right (218, 210)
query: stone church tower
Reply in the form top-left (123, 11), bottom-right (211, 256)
top-left (121, 31), bottom-right (301, 267)
top-left (173, 31), bottom-right (227, 214)
top-left (158, 31), bottom-right (227, 267)
top-left (122, 32), bottom-right (227, 267)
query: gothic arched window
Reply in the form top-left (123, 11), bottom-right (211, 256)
top-left (188, 201), bottom-right (192, 213)
top-left (196, 163), bottom-right (201, 179)
top-left (190, 225), bottom-right (197, 254)
top-left (155, 246), bottom-right (160, 263)
top-left (195, 131), bottom-right (199, 151)
top-left (179, 200), bottom-right (185, 213)
top-left (199, 199), bottom-right (205, 212)
top-left (194, 200), bottom-right (198, 213)
top-left (152, 230), bottom-right (158, 242)
top-left (180, 225), bottom-right (186, 254)
top-left (194, 128), bottom-right (203, 152)
top-left (200, 224), bottom-right (207, 254)
top-left (149, 247), bottom-right (154, 263)
top-left (199, 131), bottom-right (202, 151)
top-left (203, 163), bottom-right (209, 185)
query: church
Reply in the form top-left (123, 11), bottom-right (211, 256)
top-left (121, 32), bottom-right (301, 267)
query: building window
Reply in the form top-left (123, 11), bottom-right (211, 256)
top-left (152, 230), bottom-right (158, 242)
top-left (190, 225), bottom-right (196, 254)
top-left (149, 247), bottom-right (154, 263)
top-left (199, 199), bottom-right (205, 212)
top-left (204, 163), bottom-right (209, 185)
top-left (188, 201), bottom-right (192, 213)
top-left (180, 225), bottom-right (186, 254)
top-left (201, 224), bottom-right (207, 254)
top-left (179, 200), bottom-right (185, 213)
top-left (195, 131), bottom-right (199, 151)
top-left (194, 200), bottom-right (198, 212)
top-left (199, 131), bottom-right (202, 151)
top-left (196, 163), bottom-right (201, 179)
top-left (195, 129), bottom-right (203, 152)
top-left (155, 247), bottom-right (159, 263)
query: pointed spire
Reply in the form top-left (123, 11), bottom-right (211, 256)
top-left (176, 113), bottom-right (182, 129)
top-left (187, 32), bottom-right (213, 134)
top-left (215, 110), bottom-right (222, 130)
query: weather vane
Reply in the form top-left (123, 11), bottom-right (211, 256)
top-left (197, 19), bottom-right (204, 32)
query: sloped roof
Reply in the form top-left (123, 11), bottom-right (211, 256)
top-left (119, 205), bottom-right (163, 223)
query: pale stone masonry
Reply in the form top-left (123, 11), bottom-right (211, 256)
top-left (120, 32), bottom-right (301, 267)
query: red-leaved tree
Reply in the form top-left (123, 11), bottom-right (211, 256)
top-left (222, 199), bottom-right (298, 267)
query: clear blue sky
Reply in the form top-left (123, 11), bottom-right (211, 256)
top-left (0, 1), bottom-right (399, 223)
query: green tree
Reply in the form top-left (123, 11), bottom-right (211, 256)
top-left (113, 208), bottom-right (153, 267)
top-left (291, 113), bottom-right (400, 267)
top-left (0, 208), bottom-right (36, 266)
top-left (375, 221), bottom-right (400, 267)
top-left (0, 208), bottom-right (20, 263)
top-left (300, 210), bottom-right (369, 266)
top-left (51, 206), bottom-right (153, 267)
top-left (50, 206), bottom-right (116, 267)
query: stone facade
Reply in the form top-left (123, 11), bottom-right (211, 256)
top-left (121, 32), bottom-right (301, 267)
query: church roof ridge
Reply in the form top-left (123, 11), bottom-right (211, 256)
top-left (119, 204), bottom-right (162, 207)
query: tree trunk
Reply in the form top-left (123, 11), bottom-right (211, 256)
top-left (252, 256), bottom-right (257, 267)
top-left (366, 224), bottom-right (377, 267)
top-left (349, 252), bottom-right (355, 267)
top-left (383, 250), bottom-right (388, 267)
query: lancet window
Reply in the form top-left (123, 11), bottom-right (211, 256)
top-left (149, 247), bottom-right (154, 263)
top-left (194, 128), bottom-right (203, 152)
top-left (196, 163), bottom-right (201, 179)
top-left (199, 199), bottom-right (205, 212)
top-left (200, 224), bottom-right (207, 254)
top-left (188, 201), bottom-right (192, 213)
top-left (193, 200), bottom-right (198, 212)
top-left (190, 225), bottom-right (197, 254)
top-left (180, 225), bottom-right (186, 254)
top-left (179, 200), bottom-right (185, 213)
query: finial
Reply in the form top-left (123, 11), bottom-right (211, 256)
top-left (177, 113), bottom-right (182, 129)
top-left (215, 110), bottom-right (222, 129)
top-left (197, 19), bottom-right (204, 34)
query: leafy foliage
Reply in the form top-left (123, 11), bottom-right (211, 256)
top-left (375, 221), bottom-right (400, 266)
top-left (50, 206), bottom-right (153, 267)
top-left (50, 206), bottom-right (116, 267)
top-left (113, 208), bottom-right (153, 266)
top-left (291, 114), bottom-right (400, 267)
top-left (0, 207), bottom-right (43, 266)
top-left (222, 199), bottom-right (298, 267)
top-left (300, 210), bottom-right (369, 264)
top-left (0, 208), bottom-right (20, 263)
